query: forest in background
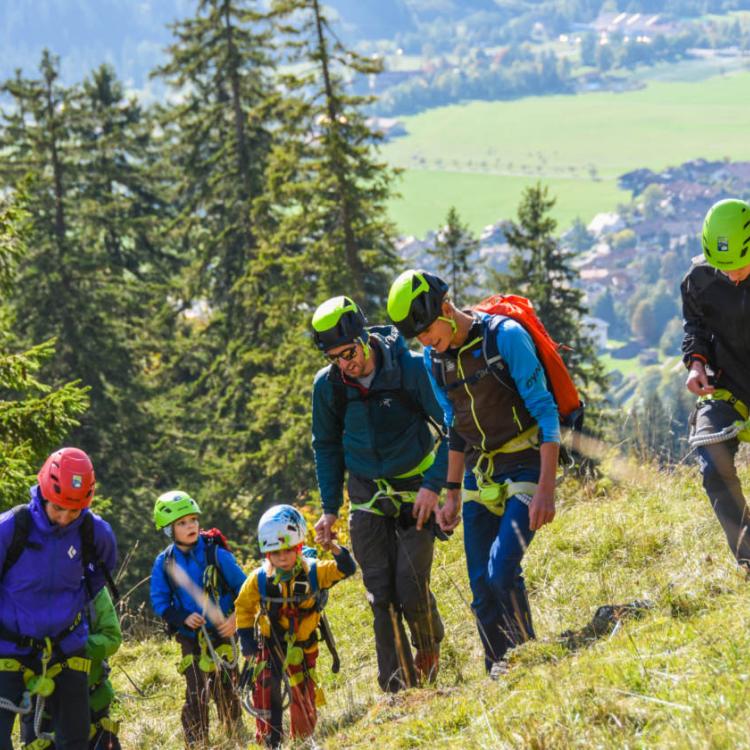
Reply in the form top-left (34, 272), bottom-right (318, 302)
top-left (0, 0), bottom-right (679, 611)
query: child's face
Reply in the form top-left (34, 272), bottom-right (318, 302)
top-left (173, 514), bottom-right (200, 546)
top-left (268, 547), bottom-right (299, 572)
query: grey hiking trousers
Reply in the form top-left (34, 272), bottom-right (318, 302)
top-left (690, 398), bottom-right (750, 568)
top-left (348, 475), bottom-right (445, 692)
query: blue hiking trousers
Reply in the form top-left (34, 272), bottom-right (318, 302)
top-left (463, 467), bottom-right (538, 671)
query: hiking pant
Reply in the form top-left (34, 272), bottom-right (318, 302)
top-left (463, 467), bottom-right (538, 672)
top-left (20, 701), bottom-right (120, 750)
top-left (0, 653), bottom-right (90, 750)
top-left (176, 634), bottom-right (242, 748)
top-left (349, 476), bottom-right (445, 692)
top-left (252, 642), bottom-right (318, 748)
top-left (691, 399), bottom-right (750, 568)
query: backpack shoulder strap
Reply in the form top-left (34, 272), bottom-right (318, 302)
top-left (481, 315), bottom-right (516, 392)
top-left (308, 561), bottom-right (319, 595)
top-left (257, 566), bottom-right (267, 599)
top-left (1, 505), bottom-right (34, 579)
top-left (204, 540), bottom-right (232, 597)
top-left (80, 513), bottom-right (120, 603)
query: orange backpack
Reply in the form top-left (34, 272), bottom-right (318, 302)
top-left (474, 294), bottom-right (583, 427)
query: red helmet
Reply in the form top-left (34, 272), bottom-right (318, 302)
top-left (37, 447), bottom-right (96, 509)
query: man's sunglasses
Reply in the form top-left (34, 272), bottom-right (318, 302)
top-left (325, 344), bottom-right (358, 363)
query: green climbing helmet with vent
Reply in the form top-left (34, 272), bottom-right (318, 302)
top-left (154, 490), bottom-right (201, 532)
top-left (387, 269), bottom-right (449, 339)
top-left (702, 198), bottom-right (750, 271)
top-left (311, 296), bottom-right (367, 351)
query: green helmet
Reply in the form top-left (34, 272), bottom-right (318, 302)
top-left (153, 490), bottom-right (201, 531)
top-left (702, 199), bottom-right (750, 271)
top-left (311, 296), bottom-right (367, 351)
top-left (387, 269), bottom-right (449, 339)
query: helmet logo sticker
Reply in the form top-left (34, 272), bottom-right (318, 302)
top-left (717, 236), bottom-right (729, 253)
top-left (68, 545), bottom-right (78, 559)
top-left (71, 474), bottom-right (83, 489)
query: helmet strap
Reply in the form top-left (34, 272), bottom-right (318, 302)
top-left (163, 526), bottom-right (173, 539)
top-left (358, 337), bottom-right (371, 360)
top-left (438, 315), bottom-right (458, 335)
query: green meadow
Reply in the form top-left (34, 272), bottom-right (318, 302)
top-left (384, 70), bottom-right (750, 235)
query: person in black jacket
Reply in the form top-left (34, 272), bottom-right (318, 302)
top-left (682, 198), bottom-right (750, 570)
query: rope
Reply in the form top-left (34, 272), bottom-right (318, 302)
top-left (199, 625), bottom-right (239, 672)
top-left (33, 695), bottom-right (54, 742)
top-left (689, 421), bottom-right (745, 447)
top-left (0, 690), bottom-right (31, 715)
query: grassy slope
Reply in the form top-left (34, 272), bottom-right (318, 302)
top-left (114, 461), bottom-right (750, 749)
top-left (384, 70), bottom-right (750, 235)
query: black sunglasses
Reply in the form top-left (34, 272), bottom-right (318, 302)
top-left (325, 344), bottom-right (358, 363)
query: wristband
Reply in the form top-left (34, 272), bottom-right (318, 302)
top-left (444, 481), bottom-right (462, 490)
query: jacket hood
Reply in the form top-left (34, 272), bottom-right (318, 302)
top-left (324, 324), bottom-right (408, 389)
top-left (29, 484), bottom-right (90, 537)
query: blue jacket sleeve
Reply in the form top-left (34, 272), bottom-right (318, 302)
top-left (408, 353), bottom-right (448, 493)
top-left (311, 367), bottom-right (346, 516)
top-left (496, 319), bottom-right (560, 443)
top-left (89, 515), bottom-right (118, 598)
top-left (216, 548), bottom-right (247, 597)
top-left (332, 546), bottom-right (357, 577)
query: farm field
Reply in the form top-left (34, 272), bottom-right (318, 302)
top-left (384, 70), bottom-right (750, 235)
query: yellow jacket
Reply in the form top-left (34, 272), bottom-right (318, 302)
top-left (235, 556), bottom-right (349, 644)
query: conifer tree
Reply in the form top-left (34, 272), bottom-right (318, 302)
top-left (225, 0), bottom-right (399, 505)
top-left (428, 206), bottom-right (481, 307)
top-left (500, 182), bottom-right (607, 395)
top-left (153, 0), bottom-right (274, 323)
top-left (0, 195), bottom-right (88, 510)
top-left (0, 54), bottom-right (171, 518)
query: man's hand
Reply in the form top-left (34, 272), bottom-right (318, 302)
top-left (412, 487), bottom-right (439, 530)
top-left (314, 513), bottom-right (338, 545)
top-left (528, 489), bottom-right (555, 531)
top-left (184, 612), bottom-right (206, 629)
top-left (686, 361), bottom-right (715, 396)
top-left (216, 612), bottom-right (236, 638)
top-left (437, 489), bottom-right (462, 532)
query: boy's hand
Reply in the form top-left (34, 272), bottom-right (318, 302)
top-left (321, 540), bottom-right (341, 554)
top-left (184, 613), bottom-right (206, 629)
top-left (216, 612), bottom-right (236, 638)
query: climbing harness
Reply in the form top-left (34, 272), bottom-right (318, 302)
top-left (0, 638), bottom-right (90, 743)
top-left (689, 389), bottom-right (750, 448)
top-left (349, 451), bottom-right (435, 517)
top-left (177, 626), bottom-right (239, 676)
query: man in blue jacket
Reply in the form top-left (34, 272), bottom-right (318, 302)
top-left (0, 447), bottom-right (118, 750)
top-left (388, 270), bottom-right (560, 679)
top-left (311, 296), bottom-right (448, 692)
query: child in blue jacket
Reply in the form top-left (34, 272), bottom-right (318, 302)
top-left (149, 490), bottom-right (246, 748)
top-left (0, 447), bottom-right (117, 750)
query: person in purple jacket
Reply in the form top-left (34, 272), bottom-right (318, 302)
top-left (0, 447), bottom-right (117, 750)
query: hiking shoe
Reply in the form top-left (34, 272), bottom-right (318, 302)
top-left (414, 648), bottom-right (440, 685)
top-left (489, 660), bottom-right (509, 681)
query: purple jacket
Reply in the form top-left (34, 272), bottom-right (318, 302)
top-left (0, 486), bottom-right (118, 657)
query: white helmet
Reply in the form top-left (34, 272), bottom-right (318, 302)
top-left (258, 504), bottom-right (307, 553)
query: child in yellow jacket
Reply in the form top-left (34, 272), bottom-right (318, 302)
top-left (235, 504), bottom-right (356, 748)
